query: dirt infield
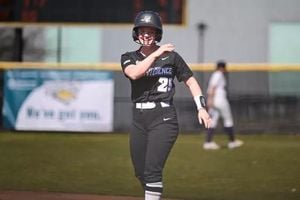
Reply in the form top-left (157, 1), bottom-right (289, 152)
top-left (0, 191), bottom-right (143, 200)
top-left (0, 191), bottom-right (182, 200)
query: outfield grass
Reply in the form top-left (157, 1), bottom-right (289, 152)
top-left (0, 132), bottom-right (299, 200)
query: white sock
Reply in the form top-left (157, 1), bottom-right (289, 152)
top-left (145, 190), bottom-right (161, 200)
top-left (145, 182), bottom-right (162, 200)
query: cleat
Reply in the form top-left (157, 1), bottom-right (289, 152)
top-left (228, 139), bottom-right (244, 149)
top-left (203, 141), bottom-right (220, 150)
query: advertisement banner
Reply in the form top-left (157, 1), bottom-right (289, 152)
top-left (3, 70), bottom-right (114, 132)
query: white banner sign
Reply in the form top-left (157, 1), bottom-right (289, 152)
top-left (3, 70), bottom-right (114, 132)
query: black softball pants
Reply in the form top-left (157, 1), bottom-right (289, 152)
top-left (130, 103), bottom-right (179, 194)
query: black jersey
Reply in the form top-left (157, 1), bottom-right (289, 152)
top-left (121, 50), bottom-right (193, 103)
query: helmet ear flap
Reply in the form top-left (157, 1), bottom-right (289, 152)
top-left (156, 30), bottom-right (162, 42)
top-left (132, 28), bottom-right (140, 44)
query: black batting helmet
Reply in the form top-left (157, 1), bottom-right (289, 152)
top-left (132, 11), bottom-right (163, 44)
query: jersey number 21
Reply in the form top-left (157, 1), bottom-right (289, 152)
top-left (157, 77), bottom-right (172, 92)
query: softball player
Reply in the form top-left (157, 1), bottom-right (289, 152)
top-left (121, 11), bottom-right (211, 200)
top-left (203, 61), bottom-right (243, 150)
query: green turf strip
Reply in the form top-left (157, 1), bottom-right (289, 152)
top-left (0, 132), bottom-right (299, 200)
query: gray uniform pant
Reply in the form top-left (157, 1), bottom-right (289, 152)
top-left (130, 103), bottom-right (179, 193)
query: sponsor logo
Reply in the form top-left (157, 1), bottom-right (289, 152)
top-left (45, 82), bottom-right (79, 105)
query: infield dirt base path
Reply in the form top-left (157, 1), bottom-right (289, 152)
top-left (0, 191), bottom-right (143, 200)
top-left (0, 191), bottom-right (181, 200)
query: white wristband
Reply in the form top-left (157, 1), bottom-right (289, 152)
top-left (193, 95), bottom-right (207, 110)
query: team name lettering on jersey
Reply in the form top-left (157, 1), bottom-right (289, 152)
top-left (146, 66), bottom-right (173, 77)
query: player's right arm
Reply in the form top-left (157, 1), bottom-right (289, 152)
top-left (123, 44), bottom-right (174, 80)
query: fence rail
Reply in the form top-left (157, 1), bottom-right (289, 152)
top-left (1, 62), bottom-right (300, 71)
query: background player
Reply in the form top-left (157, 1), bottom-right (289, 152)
top-left (121, 11), bottom-right (211, 200)
top-left (203, 61), bottom-right (244, 150)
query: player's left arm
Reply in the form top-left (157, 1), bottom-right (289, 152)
top-left (184, 76), bottom-right (211, 128)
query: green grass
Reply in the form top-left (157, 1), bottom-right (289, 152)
top-left (0, 132), bottom-right (299, 200)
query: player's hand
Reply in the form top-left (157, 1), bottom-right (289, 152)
top-left (153, 43), bottom-right (175, 58)
top-left (198, 108), bottom-right (212, 129)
